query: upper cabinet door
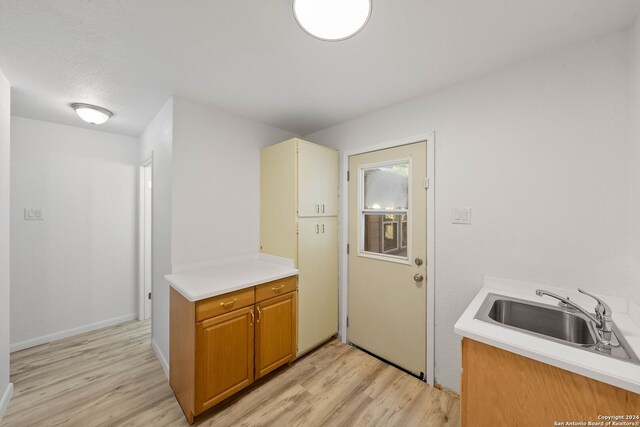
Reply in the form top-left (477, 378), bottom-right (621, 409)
top-left (298, 141), bottom-right (338, 217)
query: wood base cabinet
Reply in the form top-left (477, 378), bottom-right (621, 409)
top-left (461, 338), bottom-right (640, 427)
top-left (170, 276), bottom-right (297, 424)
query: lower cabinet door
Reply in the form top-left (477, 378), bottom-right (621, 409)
top-left (195, 306), bottom-right (254, 413)
top-left (255, 292), bottom-right (297, 379)
top-left (298, 217), bottom-right (338, 354)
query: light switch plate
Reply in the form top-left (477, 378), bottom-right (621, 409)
top-left (24, 208), bottom-right (44, 220)
top-left (451, 208), bottom-right (471, 224)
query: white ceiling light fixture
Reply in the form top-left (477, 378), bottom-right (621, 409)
top-left (293, 0), bottom-right (372, 41)
top-left (71, 103), bottom-right (113, 125)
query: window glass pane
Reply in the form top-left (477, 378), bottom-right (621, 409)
top-left (363, 213), bottom-right (407, 257)
top-left (363, 162), bottom-right (409, 210)
top-left (383, 223), bottom-right (398, 252)
top-left (401, 216), bottom-right (407, 248)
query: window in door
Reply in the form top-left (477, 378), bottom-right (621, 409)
top-left (359, 160), bottom-right (410, 262)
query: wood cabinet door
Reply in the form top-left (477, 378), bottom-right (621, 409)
top-left (297, 217), bottom-right (338, 354)
top-left (461, 338), bottom-right (640, 426)
top-left (298, 141), bottom-right (338, 217)
top-left (255, 292), bottom-right (297, 379)
top-left (195, 306), bottom-right (254, 413)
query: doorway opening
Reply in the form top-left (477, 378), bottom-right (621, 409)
top-left (139, 157), bottom-right (152, 320)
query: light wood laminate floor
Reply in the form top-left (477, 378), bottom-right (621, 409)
top-left (1, 320), bottom-right (459, 427)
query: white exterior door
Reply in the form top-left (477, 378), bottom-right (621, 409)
top-left (348, 141), bottom-right (427, 377)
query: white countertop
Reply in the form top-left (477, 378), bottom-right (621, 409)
top-left (454, 277), bottom-right (640, 394)
top-left (166, 253), bottom-right (299, 302)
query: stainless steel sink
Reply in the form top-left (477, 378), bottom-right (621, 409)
top-left (487, 298), bottom-right (597, 345)
top-left (475, 293), bottom-right (640, 365)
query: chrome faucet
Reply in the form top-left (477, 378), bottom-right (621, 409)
top-left (536, 288), bottom-right (613, 344)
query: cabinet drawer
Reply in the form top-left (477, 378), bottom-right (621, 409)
top-left (255, 276), bottom-right (297, 303)
top-left (196, 288), bottom-right (255, 322)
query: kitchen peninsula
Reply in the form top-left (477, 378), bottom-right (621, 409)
top-left (166, 254), bottom-right (298, 424)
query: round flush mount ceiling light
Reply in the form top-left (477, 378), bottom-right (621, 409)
top-left (293, 0), bottom-right (372, 41)
top-left (71, 103), bottom-right (113, 125)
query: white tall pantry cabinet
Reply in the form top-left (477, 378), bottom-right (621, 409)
top-left (260, 138), bottom-right (338, 355)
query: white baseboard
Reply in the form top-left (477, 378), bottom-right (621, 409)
top-left (10, 313), bottom-right (138, 353)
top-left (152, 338), bottom-right (169, 379)
top-left (0, 383), bottom-right (13, 422)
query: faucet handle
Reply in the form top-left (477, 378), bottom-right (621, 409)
top-left (578, 288), bottom-right (612, 318)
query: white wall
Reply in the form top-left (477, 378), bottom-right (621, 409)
top-left (142, 96), bottom-right (296, 370)
top-left (10, 117), bottom-right (139, 350)
top-left (139, 98), bottom-right (174, 375)
top-left (0, 67), bottom-right (11, 419)
top-left (137, 97), bottom-right (297, 369)
top-left (171, 97), bottom-right (297, 268)
top-left (305, 30), bottom-right (635, 392)
top-left (632, 21), bottom-right (640, 308)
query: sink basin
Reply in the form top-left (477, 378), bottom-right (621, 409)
top-left (487, 298), bottom-right (596, 345)
top-left (475, 293), bottom-right (640, 365)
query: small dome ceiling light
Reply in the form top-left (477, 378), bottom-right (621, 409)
top-left (293, 0), bottom-right (372, 41)
top-left (71, 103), bottom-right (113, 125)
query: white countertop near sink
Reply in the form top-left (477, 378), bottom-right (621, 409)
top-left (166, 253), bottom-right (299, 302)
top-left (454, 276), bottom-right (640, 394)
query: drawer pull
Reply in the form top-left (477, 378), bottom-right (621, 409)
top-left (219, 298), bottom-right (238, 309)
top-left (272, 284), bottom-right (285, 292)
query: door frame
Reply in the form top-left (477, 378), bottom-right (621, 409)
top-left (340, 132), bottom-right (436, 386)
top-left (138, 154), bottom-right (153, 321)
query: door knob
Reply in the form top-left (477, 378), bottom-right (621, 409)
top-left (415, 257), bottom-right (423, 266)
top-left (414, 273), bottom-right (424, 282)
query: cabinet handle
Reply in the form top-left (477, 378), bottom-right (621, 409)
top-left (256, 306), bottom-right (261, 323)
top-left (316, 204), bottom-right (320, 213)
top-left (316, 224), bottom-right (319, 234)
top-left (219, 298), bottom-right (237, 309)
top-left (272, 284), bottom-right (285, 292)
top-left (322, 204), bottom-right (325, 213)
top-left (322, 224), bottom-right (325, 234)
top-left (249, 309), bottom-right (254, 326)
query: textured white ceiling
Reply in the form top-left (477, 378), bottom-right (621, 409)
top-left (0, 0), bottom-right (638, 136)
